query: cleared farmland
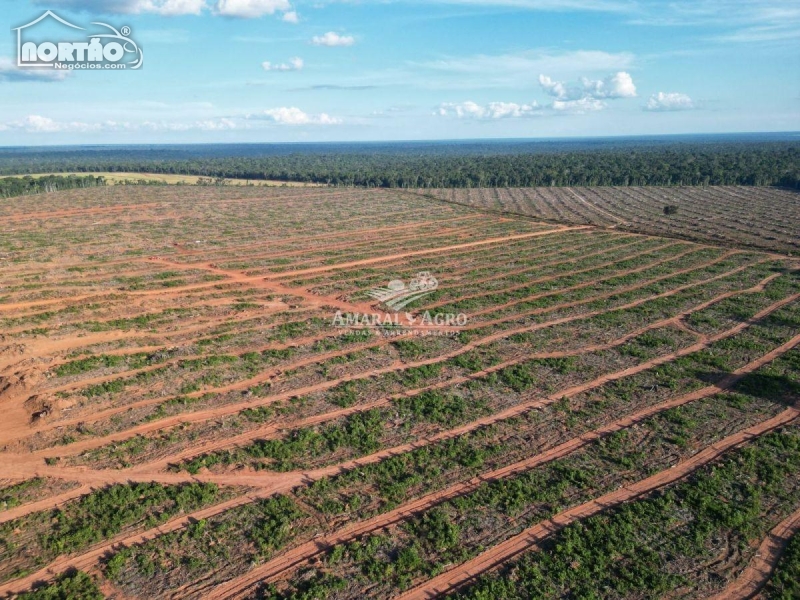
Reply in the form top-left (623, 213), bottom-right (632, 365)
top-left (0, 172), bottom-right (324, 187)
top-left (0, 185), bottom-right (798, 599)
top-left (416, 186), bottom-right (800, 254)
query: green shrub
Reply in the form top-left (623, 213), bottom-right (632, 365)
top-left (17, 570), bottom-right (102, 600)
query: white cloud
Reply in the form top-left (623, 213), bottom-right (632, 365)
top-left (414, 0), bottom-right (632, 11)
top-left (45, 0), bottom-right (207, 14)
top-left (712, 24), bottom-right (800, 43)
top-left (420, 50), bottom-right (635, 79)
top-left (552, 97), bottom-right (606, 113)
top-left (645, 92), bottom-right (695, 111)
top-left (146, 0), bottom-right (206, 14)
top-left (10, 115), bottom-right (62, 133)
top-left (3, 115), bottom-right (240, 133)
top-left (311, 32), bottom-right (355, 47)
top-left (192, 118), bottom-right (238, 130)
top-left (213, 0), bottom-right (291, 17)
top-left (580, 71), bottom-right (636, 98)
top-left (44, 0), bottom-right (302, 18)
top-left (437, 71), bottom-right (634, 120)
top-left (538, 74), bottom-right (570, 99)
top-left (437, 100), bottom-right (541, 119)
top-left (262, 57), bottom-right (303, 71)
top-left (250, 107), bottom-right (342, 125)
top-left (44, 0), bottom-right (305, 18)
top-left (537, 71), bottom-right (635, 112)
top-left (4, 115), bottom-right (96, 133)
top-left (141, 118), bottom-right (242, 131)
top-left (0, 57), bottom-right (69, 82)
top-left (539, 71), bottom-right (636, 100)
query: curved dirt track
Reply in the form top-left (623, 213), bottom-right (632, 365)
top-left (17, 261), bottom-right (783, 459)
top-left (0, 487), bottom-right (291, 597)
top-left (395, 406), bottom-right (800, 600)
top-left (3, 280), bottom-right (792, 511)
top-left (92, 271), bottom-right (750, 471)
top-left (207, 331), bottom-right (800, 600)
top-left (205, 364), bottom-right (775, 598)
top-left (468, 257), bottom-right (766, 330)
top-left (8, 328), bottom-right (797, 600)
top-left (0, 484), bottom-right (90, 525)
top-left (417, 236), bottom-right (643, 295)
top-left (709, 505), bottom-right (800, 600)
top-left (30, 304), bottom-right (697, 464)
top-left (2, 185), bottom-right (798, 599)
top-left (0, 328), bottom-right (800, 599)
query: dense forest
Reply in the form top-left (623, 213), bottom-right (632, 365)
top-left (0, 174), bottom-right (106, 199)
top-left (0, 136), bottom-right (797, 189)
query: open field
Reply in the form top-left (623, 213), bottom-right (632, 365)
top-left (0, 184), bottom-right (799, 599)
top-left (0, 172), bottom-right (325, 187)
top-left (416, 186), bottom-right (800, 254)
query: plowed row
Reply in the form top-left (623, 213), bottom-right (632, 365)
top-left (0, 185), bottom-right (798, 600)
top-left (415, 186), bottom-right (800, 254)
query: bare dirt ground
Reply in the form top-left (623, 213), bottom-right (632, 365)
top-left (0, 185), bottom-right (798, 599)
top-left (709, 505), bottom-right (800, 600)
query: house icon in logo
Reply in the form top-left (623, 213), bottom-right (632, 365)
top-left (14, 11), bottom-right (85, 67)
top-left (12, 10), bottom-right (143, 70)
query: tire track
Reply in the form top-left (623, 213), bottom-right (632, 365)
top-left (4, 287), bottom-right (794, 516)
top-left (708, 505), bottom-right (800, 600)
top-left (566, 187), bottom-right (628, 226)
top-left (395, 406), bottom-right (800, 600)
top-left (5, 326), bottom-right (799, 600)
top-left (422, 242), bottom-right (691, 311)
top-left (266, 227), bottom-right (589, 280)
top-left (0, 226), bottom-right (558, 314)
top-left (206, 333), bottom-right (800, 600)
top-left (463, 248), bottom-right (735, 319)
top-left (11, 267), bottom-right (788, 459)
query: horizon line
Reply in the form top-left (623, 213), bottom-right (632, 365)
top-left (1, 130), bottom-right (799, 150)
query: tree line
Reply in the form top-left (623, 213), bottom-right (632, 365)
top-left (0, 139), bottom-right (797, 189)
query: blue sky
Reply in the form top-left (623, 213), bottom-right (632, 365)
top-left (0, 0), bottom-right (798, 144)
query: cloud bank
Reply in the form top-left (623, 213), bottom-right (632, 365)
top-left (248, 107), bottom-right (343, 125)
top-left (645, 92), bottom-right (695, 111)
top-left (311, 32), bottom-right (355, 47)
top-left (262, 57), bottom-right (303, 71)
top-left (437, 101), bottom-right (541, 119)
